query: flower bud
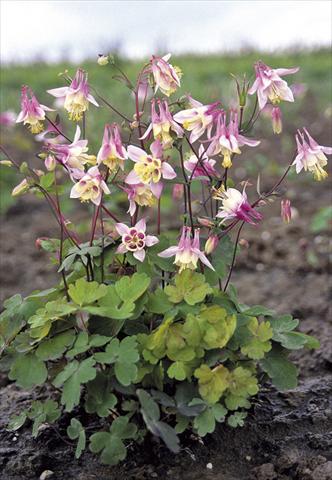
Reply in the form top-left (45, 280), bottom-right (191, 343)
top-left (272, 106), bottom-right (282, 134)
top-left (197, 217), bottom-right (215, 228)
top-left (0, 160), bottom-right (13, 167)
top-left (172, 183), bottom-right (184, 200)
top-left (239, 238), bottom-right (250, 249)
top-left (12, 178), bottom-right (29, 197)
top-left (97, 55), bottom-right (109, 66)
top-left (45, 154), bottom-right (56, 171)
top-left (204, 234), bottom-right (219, 255)
top-left (281, 199), bottom-right (291, 223)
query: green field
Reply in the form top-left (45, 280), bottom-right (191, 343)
top-left (1, 49), bottom-right (331, 212)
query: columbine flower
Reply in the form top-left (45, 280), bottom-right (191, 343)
top-left (216, 187), bottom-right (262, 225)
top-left (281, 199), bottom-right (291, 223)
top-left (122, 183), bottom-right (157, 217)
top-left (47, 69), bottom-right (99, 121)
top-left (50, 126), bottom-right (96, 179)
top-left (115, 218), bottom-right (158, 262)
top-left (184, 144), bottom-right (218, 180)
top-left (125, 140), bottom-right (176, 198)
top-left (150, 53), bottom-right (181, 97)
top-left (272, 106), bottom-right (282, 134)
top-left (173, 96), bottom-right (220, 143)
top-left (97, 124), bottom-right (127, 171)
top-left (12, 178), bottom-right (29, 197)
top-left (248, 61), bottom-right (299, 109)
top-left (70, 166), bottom-right (110, 205)
top-left (16, 86), bottom-right (53, 134)
top-left (158, 226), bottom-right (214, 273)
top-left (141, 99), bottom-right (183, 149)
top-left (207, 111), bottom-right (260, 168)
top-left (293, 128), bottom-right (331, 181)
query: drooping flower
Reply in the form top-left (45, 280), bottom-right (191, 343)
top-left (122, 183), bottom-right (157, 217)
top-left (141, 99), bottom-right (183, 149)
top-left (158, 226), bottom-right (214, 273)
top-left (50, 126), bottom-right (96, 179)
top-left (272, 106), bottom-right (282, 134)
top-left (97, 54), bottom-right (109, 66)
top-left (184, 144), bottom-right (218, 180)
top-left (248, 61), bottom-right (299, 109)
top-left (125, 140), bottom-right (176, 198)
top-left (293, 128), bottom-right (331, 181)
top-left (115, 218), bottom-right (159, 262)
top-left (47, 69), bottom-right (99, 121)
top-left (281, 199), bottom-right (292, 223)
top-left (16, 86), bottom-right (53, 134)
top-left (216, 187), bottom-right (262, 225)
top-left (206, 111), bottom-right (260, 168)
top-left (70, 166), bottom-right (110, 205)
top-left (173, 96), bottom-right (221, 143)
top-left (97, 124), bottom-right (127, 171)
top-left (150, 53), bottom-right (181, 97)
top-left (12, 178), bottom-right (29, 197)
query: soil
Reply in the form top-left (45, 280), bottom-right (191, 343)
top-left (0, 177), bottom-right (331, 480)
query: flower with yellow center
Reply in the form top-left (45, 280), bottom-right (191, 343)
top-left (70, 166), bottom-right (110, 206)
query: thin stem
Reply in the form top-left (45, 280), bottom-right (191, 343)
top-left (101, 204), bottom-right (120, 223)
top-left (179, 145), bottom-right (194, 231)
top-left (157, 197), bottom-right (161, 235)
top-left (45, 115), bottom-right (72, 143)
top-left (100, 206), bottom-right (105, 283)
top-left (54, 171), bottom-right (70, 300)
top-left (223, 221), bottom-right (245, 292)
top-left (92, 88), bottom-right (131, 123)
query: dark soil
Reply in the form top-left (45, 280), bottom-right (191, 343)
top-left (0, 177), bottom-right (331, 480)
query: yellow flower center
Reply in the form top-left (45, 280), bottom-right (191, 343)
top-left (134, 156), bottom-right (162, 184)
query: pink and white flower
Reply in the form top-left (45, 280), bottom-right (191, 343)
top-left (184, 144), bottom-right (218, 180)
top-left (150, 53), bottom-right (181, 97)
top-left (125, 140), bottom-right (176, 198)
top-left (97, 123), bottom-right (127, 171)
top-left (70, 166), bottom-right (110, 205)
top-left (281, 199), bottom-right (292, 223)
top-left (122, 183), bottom-right (157, 217)
top-left (216, 187), bottom-right (262, 225)
top-left (173, 96), bottom-right (221, 143)
top-left (293, 128), bottom-right (331, 181)
top-left (248, 61), bottom-right (299, 109)
top-left (158, 226), bottom-right (214, 273)
top-left (207, 111), bottom-right (260, 168)
top-left (47, 69), bottom-right (99, 121)
top-left (16, 86), bottom-right (53, 134)
top-left (141, 99), bottom-right (183, 149)
top-left (50, 126), bottom-right (96, 179)
top-left (115, 218), bottom-right (159, 262)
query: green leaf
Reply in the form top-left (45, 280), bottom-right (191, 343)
top-left (28, 400), bottom-right (61, 438)
top-left (193, 403), bottom-right (227, 437)
top-left (227, 412), bottom-right (247, 428)
top-left (94, 337), bottom-right (139, 386)
top-left (67, 418), bottom-right (86, 459)
top-left (115, 273), bottom-right (151, 304)
top-left (85, 372), bottom-right (117, 417)
top-left (137, 389), bottom-right (180, 453)
top-left (53, 357), bottom-right (96, 411)
top-left (68, 278), bottom-right (108, 307)
top-left (240, 317), bottom-right (273, 360)
top-left (260, 346), bottom-right (298, 391)
top-left (269, 315), bottom-right (319, 350)
top-left (7, 412), bottom-right (27, 431)
top-left (87, 286), bottom-right (134, 320)
top-left (66, 332), bottom-right (110, 358)
top-left (146, 289), bottom-right (173, 314)
top-left (40, 172), bottom-right (55, 190)
top-left (89, 417), bottom-right (137, 465)
top-left (194, 364), bottom-right (230, 404)
top-left (167, 361), bottom-right (190, 381)
top-left (36, 330), bottom-right (75, 360)
top-left (242, 306), bottom-right (275, 317)
top-left (165, 270), bottom-right (212, 306)
top-left (9, 354), bottom-right (47, 389)
top-left (224, 367), bottom-right (258, 410)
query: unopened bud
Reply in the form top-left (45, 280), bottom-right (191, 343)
top-left (0, 160), bottom-right (13, 167)
top-left (272, 106), bottom-right (282, 134)
top-left (12, 179), bottom-right (29, 196)
top-left (197, 217), bottom-right (214, 228)
top-left (97, 54), bottom-right (109, 66)
top-left (172, 183), bottom-right (184, 200)
top-left (281, 199), bottom-right (291, 223)
top-left (204, 234), bottom-right (219, 255)
top-left (33, 169), bottom-right (44, 177)
top-left (239, 238), bottom-right (250, 248)
top-left (45, 155), bottom-right (56, 171)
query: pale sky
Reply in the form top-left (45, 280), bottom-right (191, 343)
top-left (1, 1), bottom-right (331, 63)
